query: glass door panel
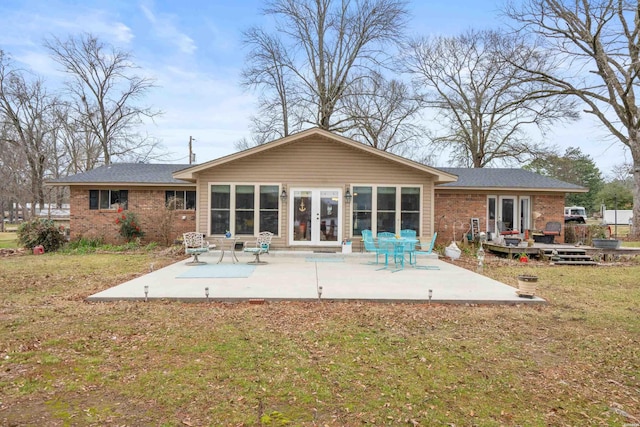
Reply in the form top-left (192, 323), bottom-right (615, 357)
top-left (499, 196), bottom-right (517, 231)
top-left (293, 190), bottom-right (312, 242)
top-left (320, 190), bottom-right (339, 242)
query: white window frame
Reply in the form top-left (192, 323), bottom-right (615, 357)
top-left (208, 183), bottom-right (282, 237)
top-left (487, 195), bottom-right (532, 236)
top-left (349, 184), bottom-right (423, 238)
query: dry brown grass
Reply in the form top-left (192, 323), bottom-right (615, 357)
top-left (0, 251), bottom-right (638, 426)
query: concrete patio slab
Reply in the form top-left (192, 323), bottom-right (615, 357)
top-left (87, 251), bottom-right (545, 304)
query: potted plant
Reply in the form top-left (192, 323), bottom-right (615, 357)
top-left (518, 252), bottom-right (529, 263)
top-left (516, 274), bottom-right (538, 298)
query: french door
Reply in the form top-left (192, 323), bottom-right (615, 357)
top-left (499, 196), bottom-right (517, 231)
top-left (289, 188), bottom-right (342, 246)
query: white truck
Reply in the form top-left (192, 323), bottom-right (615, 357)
top-left (564, 206), bottom-right (587, 223)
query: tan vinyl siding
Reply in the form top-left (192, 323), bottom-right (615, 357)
top-left (194, 136), bottom-right (437, 246)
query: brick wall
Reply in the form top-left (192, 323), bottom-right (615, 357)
top-left (433, 191), bottom-right (567, 244)
top-left (434, 192), bottom-right (488, 244)
top-left (531, 194), bottom-right (565, 240)
top-left (70, 186), bottom-right (197, 244)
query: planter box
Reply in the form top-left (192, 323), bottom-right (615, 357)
top-left (517, 275), bottom-right (538, 298)
top-left (592, 239), bottom-right (621, 249)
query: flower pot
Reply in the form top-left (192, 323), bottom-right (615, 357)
top-left (517, 275), bottom-right (538, 298)
top-left (592, 239), bottom-right (621, 249)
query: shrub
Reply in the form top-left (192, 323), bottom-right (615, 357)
top-left (17, 219), bottom-right (67, 252)
top-left (63, 237), bottom-right (105, 253)
top-left (115, 208), bottom-right (144, 242)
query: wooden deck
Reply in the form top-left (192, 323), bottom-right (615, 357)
top-left (483, 241), bottom-right (640, 260)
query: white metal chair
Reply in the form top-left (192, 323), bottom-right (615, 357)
top-left (243, 231), bottom-right (273, 264)
top-left (183, 232), bottom-right (210, 265)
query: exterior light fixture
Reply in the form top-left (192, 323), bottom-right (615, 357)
top-left (344, 187), bottom-right (352, 203)
top-left (144, 285), bottom-right (149, 302)
top-left (318, 285), bottom-right (323, 301)
top-left (205, 286), bottom-right (210, 302)
top-left (280, 187), bottom-right (287, 202)
top-left (428, 289), bottom-right (433, 304)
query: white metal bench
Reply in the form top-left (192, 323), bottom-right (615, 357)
top-left (243, 231), bottom-right (273, 264)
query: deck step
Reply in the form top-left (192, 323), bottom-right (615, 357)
top-left (541, 249), bottom-right (587, 255)
top-left (540, 247), bottom-right (598, 265)
top-left (550, 254), bottom-right (593, 260)
top-left (552, 260), bottom-right (598, 266)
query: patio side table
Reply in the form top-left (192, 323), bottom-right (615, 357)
top-left (216, 237), bottom-right (239, 264)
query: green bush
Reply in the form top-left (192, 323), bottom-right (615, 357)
top-left (115, 208), bottom-right (144, 242)
top-left (17, 219), bottom-right (67, 252)
top-left (63, 237), bottom-right (105, 253)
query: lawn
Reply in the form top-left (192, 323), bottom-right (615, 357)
top-left (0, 232), bottom-right (18, 249)
top-left (0, 251), bottom-right (638, 426)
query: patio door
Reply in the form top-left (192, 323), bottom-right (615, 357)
top-left (498, 196), bottom-right (518, 232)
top-left (290, 188), bottom-right (342, 246)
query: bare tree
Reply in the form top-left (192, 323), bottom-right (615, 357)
top-left (0, 51), bottom-right (57, 211)
top-left (242, 0), bottom-right (408, 143)
top-left (241, 27), bottom-right (302, 141)
top-left (45, 33), bottom-right (162, 165)
top-left (506, 0), bottom-right (640, 236)
top-left (53, 103), bottom-right (103, 174)
top-left (343, 71), bottom-right (424, 156)
top-left (405, 29), bottom-right (578, 167)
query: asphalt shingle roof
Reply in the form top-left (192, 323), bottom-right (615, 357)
top-left (437, 167), bottom-right (586, 190)
top-left (49, 163), bottom-right (193, 185)
top-left (49, 163), bottom-right (586, 192)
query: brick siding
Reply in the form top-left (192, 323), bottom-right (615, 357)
top-left (433, 191), bottom-right (566, 244)
top-left (70, 186), bottom-right (196, 244)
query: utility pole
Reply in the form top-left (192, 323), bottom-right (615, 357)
top-left (188, 136), bottom-right (195, 164)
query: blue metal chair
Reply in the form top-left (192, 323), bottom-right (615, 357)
top-left (362, 230), bottom-right (386, 265)
top-left (400, 229), bottom-right (416, 238)
top-left (377, 238), bottom-right (405, 272)
top-left (400, 229), bottom-right (418, 264)
top-left (413, 232), bottom-right (440, 270)
top-left (377, 231), bottom-right (395, 239)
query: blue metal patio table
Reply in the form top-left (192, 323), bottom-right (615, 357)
top-left (377, 236), bottom-right (418, 272)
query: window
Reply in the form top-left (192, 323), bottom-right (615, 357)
top-left (377, 187), bottom-right (396, 233)
top-left (401, 187), bottom-right (420, 234)
top-left (235, 185), bottom-right (255, 234)
top-left (89, 190), bottom-right (128, 210)
top-left (210, 184), bottom-right (280, 235)
top-left (351, 186), bottom-right (421, 236)
top-left (487, 197), bottom-right (496, 234)
top-left (259, 186), bottom-right (279, 234)
top-left (165, 190), bottom-right (196, 210)
top-left (211, 185), bottom-right (230, 234)
top-left (352, 186), bottom-right (372, 236)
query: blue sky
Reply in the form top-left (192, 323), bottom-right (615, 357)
top-left (0, 0), bottom-right (625, 174)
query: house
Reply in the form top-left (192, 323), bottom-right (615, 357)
top-left (49, 128), bottom-right (586, 247)
top-left (49, 163), bottom-right (198, 244)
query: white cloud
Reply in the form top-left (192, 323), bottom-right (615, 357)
top-left (12, 51), bottom-right (62, 78)
top-left (139, 3), bottom-right (196, 54)
top-left (140, 63), bottom-right (255, 162)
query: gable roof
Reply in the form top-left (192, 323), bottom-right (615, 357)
top-left (172, 128), bottom-right (458, 184)
top-left (437, 168), bottom-right (588, 192)
top-left (47, 163), bottom-right (194, 186)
